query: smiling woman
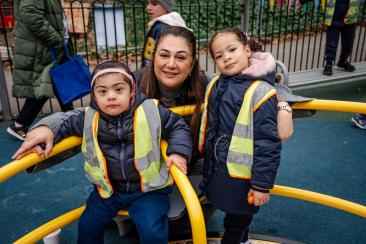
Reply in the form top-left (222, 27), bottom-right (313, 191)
top-left (140, 26), bottom-right (204, 150)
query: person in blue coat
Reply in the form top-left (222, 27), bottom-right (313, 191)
top-left (200, 29), bottom-right (282, 244)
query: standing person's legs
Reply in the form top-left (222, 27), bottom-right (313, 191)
top-left (324, 25), bottom-right (341, 63)
top-left (7, 97), bottom-right (48, 140)
top-left (16, 97), bottom-right (48, 127)
top-left (77, 189), bottom-right (123, 244)
top-left (221, 213), bottom-right (253, 244)
top-left (128, 188), bottom-right (170, 244)
top-left (339, 24), bottom-right (356, 61)
top-left (337, 24), bottom-right (356, 71)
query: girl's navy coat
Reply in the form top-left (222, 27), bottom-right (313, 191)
top-left (54, 90), bottom-right (192, 194)
top-left (203, 52), bottom-right (282, 215)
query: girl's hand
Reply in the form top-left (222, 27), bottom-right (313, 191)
top-left (12, 126), bottom-right (54, 160)
top-left (247, 189), bottom-right (270, 206)
top-left (166, 154), bottom-right (187, 174)
top-left (277, 101), bottom-right (293, 142)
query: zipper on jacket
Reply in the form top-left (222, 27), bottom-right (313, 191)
top-left (117, 119), bottom-right (126, 180)
top-left (117, 117), bottom-right (130, 194)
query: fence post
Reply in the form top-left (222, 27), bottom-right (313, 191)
top-left (241, 0), bottom-right (250, 33)
top-left (0, 62), bottom-right (12, 121)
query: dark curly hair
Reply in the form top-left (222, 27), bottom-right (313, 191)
top-left (208, 28), bottom-right (263, 59)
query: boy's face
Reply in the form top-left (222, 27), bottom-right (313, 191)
top-left (211, 33), bottom-right (251, 76)
top-left (146, 0), bottom-right (168, 20)
top-left (93, 73), bottom-right (133, 116)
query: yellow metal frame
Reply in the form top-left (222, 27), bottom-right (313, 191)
top-left (9, 139), bottom-right (206, 244)
top-left (1, 99), bottom-right (366, 243)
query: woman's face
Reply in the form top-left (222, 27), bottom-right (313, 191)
top-left (153, 35), bottom-right (194, 89)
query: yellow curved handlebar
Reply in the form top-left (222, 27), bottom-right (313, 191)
top-left (168, 99), bottom-right (366, 115)
top-left (161, 140), bottom-right (206, 244)
top-left (271, 185), bottom-right (366, 218)
top-left (0, 136), bottom-right (82, 183)
top-left (12, 138), bottom-right (206, 244)
top-left (292, 99), bottom-right (366, 114)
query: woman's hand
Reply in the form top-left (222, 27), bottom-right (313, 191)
top-left (166, 153), bottom-right (187, 174)
top-left (247, 189), bottom-right (270, 206)
top-left (12, 126), bottom-right (55, 160)
top-left (277, 101), bottom-right (293, 142)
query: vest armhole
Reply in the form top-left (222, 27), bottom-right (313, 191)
top-left (253, 89), bottom-right (277, 112)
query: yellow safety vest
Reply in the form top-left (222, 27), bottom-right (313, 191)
top-left (198, 76), bottom-right (277, 179)
top-left (322, 0), bottom-right (363, 26)
top-left (82, 99), bottom-right (173, 199)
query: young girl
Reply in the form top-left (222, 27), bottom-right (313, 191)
top-left (17, 60), bottom-right (192, 244)
top-left (199, 29), bottom-right (282, 244)
top-left (142, 0), bottom-right (187, 67)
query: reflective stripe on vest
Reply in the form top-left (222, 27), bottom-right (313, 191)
top-left (82, 107), bottom-right (114, 199)
top-left (134, 99), bottom-right (173, 192)
top-left (323, 0), bottom-right (362, 26)
top-left (198, 75), bottom-right (220, 153)
top-left (82, 100), bottom-right (173, 199)
top-left (198, 77), bottom-right (277, 179)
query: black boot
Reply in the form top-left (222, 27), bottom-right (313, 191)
top-left (337, 60), bottom-right (355, 72)
top-left (323, 63), bottom-right (333, 76)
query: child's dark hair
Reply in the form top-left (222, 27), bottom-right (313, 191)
top-left (91, 60), bottom-right (135, 89)
top-left (208, 28), bottom-right (263, 58)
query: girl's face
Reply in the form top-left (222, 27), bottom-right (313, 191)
top-left (146, 0), bottom-right (168, 20)
top-left (211, 33), bottom-right (251, 76)
top-left (93, 73), bottom-right (133, 116)
top-left (154, 35), bottom-right (194, 89)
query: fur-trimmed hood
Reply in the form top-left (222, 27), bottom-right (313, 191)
top-left (242, 51), bottom-right (276, 85)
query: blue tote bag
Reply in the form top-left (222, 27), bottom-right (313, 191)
top-left (50, 45), bottom-right (91, 104)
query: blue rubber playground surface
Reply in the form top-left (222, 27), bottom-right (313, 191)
top-left (1, 80), bottom-right (366, 243)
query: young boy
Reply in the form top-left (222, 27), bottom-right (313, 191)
top-left (16, 60), bottom-right (192, 243)
top-left (141, 0), bottom-right (187, 67)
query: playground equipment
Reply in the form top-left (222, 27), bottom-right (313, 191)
top-left (1, 99), bottom-right (366, 243)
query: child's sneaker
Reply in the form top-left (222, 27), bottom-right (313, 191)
top-left (7, 123), bottom-right (28, 140)
top-left (351, 114), bottom-right (366, 130)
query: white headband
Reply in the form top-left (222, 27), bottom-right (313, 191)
top-left (91, 68), bottom-right (136, 105)
top-left (91, 68), bottom-right (134, 87)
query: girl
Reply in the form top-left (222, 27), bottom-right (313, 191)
top-left (15, 60), bottom-right (192, 244)
top-left (199, 29), bottom-right (282, 244)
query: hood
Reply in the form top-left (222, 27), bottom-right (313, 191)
top-left (89, 88), bottom-right (147, 119)
top-left (242, 52), bottom-right (276, 85)
top-left (148, 12), bottom-right (189, 30)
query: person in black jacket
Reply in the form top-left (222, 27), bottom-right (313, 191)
top-left (201, 29), bottom-right (282, 244)
top-left (14, 60), bottom-right (192, 244)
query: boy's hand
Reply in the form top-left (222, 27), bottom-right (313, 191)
top-left (247, 189), bottom-right (270, 206)
top-left (166, 154), bottom-right (187, 174)
top-left (12, 126), bottom-right (54, 160)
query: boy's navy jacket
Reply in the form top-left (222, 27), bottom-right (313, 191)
top-left (141, 21), bottom-right (168, 67)
top-left (54, 89), bottom-right (192, 194)
top-left (204, 52), bottom-right (282, 192)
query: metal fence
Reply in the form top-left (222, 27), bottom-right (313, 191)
top-left (0, 0), bottom-right (365, 118)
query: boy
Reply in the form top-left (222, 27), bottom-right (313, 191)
top-left (141, 0), bottom-right (187, 67)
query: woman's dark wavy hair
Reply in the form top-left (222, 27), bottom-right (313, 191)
top-left (208, 28), bottom-right (263, 59)
top-left (140, 26), bottom-right (203, 150)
